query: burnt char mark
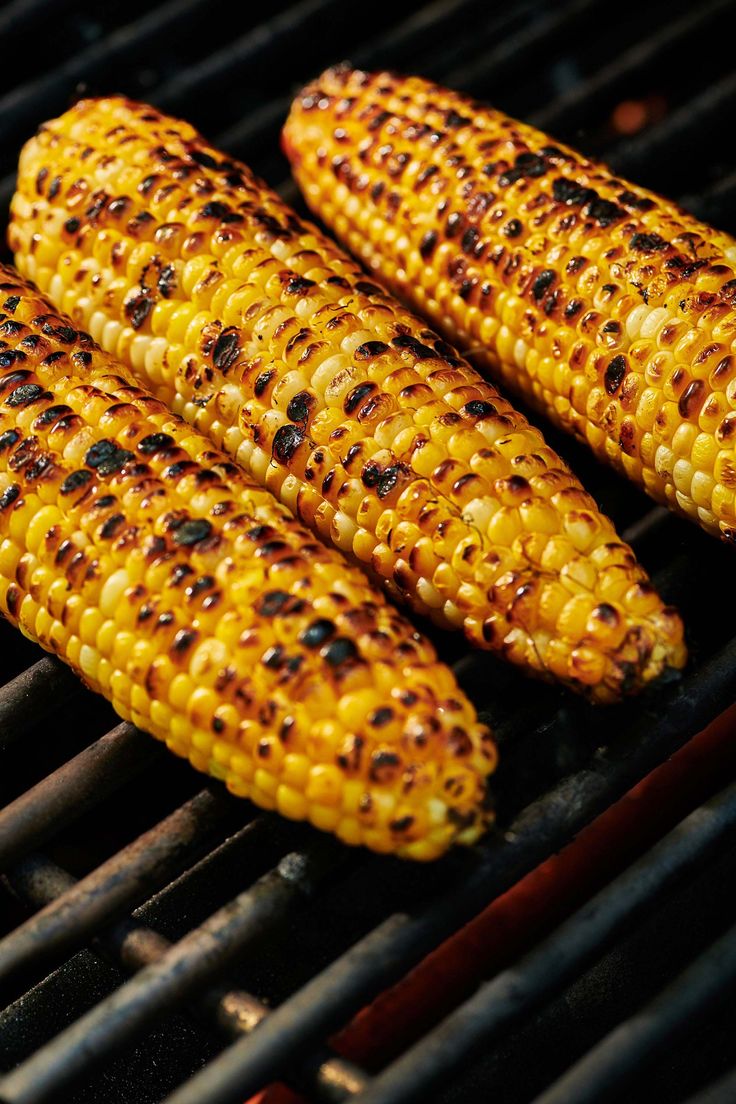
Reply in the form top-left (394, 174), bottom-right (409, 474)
top-left (85, 439), bottom-right (134, 476)
top-left (60, 469), bottom-right (93, 496)
top-left (605, 355), bottom-right (628, 395)
top-left (419, 230), bottom-right (438, 259)
top-left (6, 384), bottom-right (48, 408)
top-left (299, 618), bottom-right (335, 648)
top-left (392, 334), bottom-right (435, 359)
top-left (212, 328), bottom-right (241, 371)
top-left (344, 381), bottom-right (376, 415)
top-left (464, 399), bottom-right (497, 418)
top-left (285, 275), bottom-right (316, 296)
top-left (630, 232), bottom-right (669, 253)
top-left (322, 637), bottom-right (358, 666)
top-left (0, 483), bottom-right (20, 511)
top-left (172, 628), bottom-right (198, 655)
top-left (354, 341), bottom-right (389, 361)
top-left (254, 369), bottom-right (275, 397)
top-left (272, 424), bottom-right (306, 464)
top-left (532, 270), bottom-right (555, 302)
top-left (158, 263), bottom-right (177, 298)
top-left (0, 429), bottom-right (21, 452)
top-left (172, 518), bottom-right (213, 546)
top-left (124, 292), bottom-right (153, 331)
top-left (287, 390), bottom-right (314, 424)
top-left (138, 433), bottom-right (175, 455)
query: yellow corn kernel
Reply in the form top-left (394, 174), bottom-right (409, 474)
top-left (10, 96), bottom-right (686, 702)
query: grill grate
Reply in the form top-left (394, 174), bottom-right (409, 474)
top-left (2, 1), bottom-right (736, 1101)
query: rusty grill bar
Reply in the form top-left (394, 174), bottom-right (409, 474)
top-left (2, 0), bottom-right (736, 1101)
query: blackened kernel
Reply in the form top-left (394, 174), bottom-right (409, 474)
top-left (377, 464), bottom-right (402, 499)
top-left (446, 212), bottom-right (463, 237)
top-left (630, 231), bottom-right (668, 252)
top-left (272, 423), bottom-right (306, 464)
top-left (3, 296), bottom-right (20, 314)
top-left (0, 429), bottom-right (21, 452)
top-left (287, 390), bottom-right (313, 423)
top-left (124, 293), bottom-right (153, 331)
top-left (64, 217), bottom-right (80, 234)
top-left (100, 514), bottom-right (126, 539)
top-left (258, 590), bottom-right (292, 616)
top-left (592, 603), bottom-right (620, 625)
top-left (605, 355), bottom-right (628, 395)
top-left (532, 270), bottom-right (555, 301)
top-left (344, 381), bottom-right (376, 414)
top-left (565, 298), bottom-right (584, 318)
top-left (254, 369), bottom-right (275, 397)
top-left (262, 645), bottom-right (285, 670)
top-left (461, 226), bottom-right (480, 254)
top-left (212, 328), bottom-right (241, 371)
top-left (85, 439), bottom-right (134, 475)
top-left (354, 341), bottom-right (389, 360)
top-left (6, 383), bottom-right (45, 407)
top-left (322, 637), bottom-right (358, 666)
top-left (299, 619), bottom-right (335, 648)
top-left (59, 468), bottom-right (92, 494)
top-left (138, 433), bottom-right (174, 454)
top-left (0, 483), bottom-right (20, 510)
top-left (185, 575), bottom-right (216, 600)
top-left (463, 399), bottom-right (497, 418)
top-left (369, 707), bottom-right (394, 727)
top-left (285, 275), bottom-right (316, 295)
top-left (503, 218), bottom-right (523, 238)
top-left (172, 518), bottom-right (213, 546)
top-left (172, 629), bottom-right (198, 654)
top-left (419, 230), bottom-right (438, 259)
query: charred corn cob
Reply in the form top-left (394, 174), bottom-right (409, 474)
top-left (283, 67), bottom-right (736, 542)
top-left (0, 267), bottom-right (496, 860)
top-left (10, 98), bottom-right (685, 701)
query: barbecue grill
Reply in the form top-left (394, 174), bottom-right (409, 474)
top-left (2, 1), bottom-right (736, 1101)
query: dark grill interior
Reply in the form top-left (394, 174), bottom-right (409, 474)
top-left (2, 1), bottom-right (736, 1102)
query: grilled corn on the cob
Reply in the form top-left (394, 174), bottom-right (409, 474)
top-left (0, 266), bottom-right (496, 860)
top-left (283, 67), bottom-right (736, 542)
top-left (10, 97), bottom-right (686, 701)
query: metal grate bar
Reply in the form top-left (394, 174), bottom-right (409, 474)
top-left (681, 1068), bottom-right (736, 1104)
top-left (0, 659), bottom-right (81, 753)
top-left (152, 0), bottom-right (346, 113)
top-left (0, 837), bottom-right (342, 1104)
top-left (0, 787), bottom-right (236, 992)
top-left (442, 0), bottom-right (606, 98)
top-left (345, 780), bottom-right (736, 1104)
top-left (0, 0), bottom-right (213, 151)
top-left (531, 920), bottom-right (736, 1104)
top-left (0, 723), bottom-right (159, 868)
top-left (0, 0), bottom-right (71, 38)
top-left (213, 0), bottom-right (493, 163)
top-left (152, 639), bottom-right (736, 1104)
top-left (6, 851), bottom-right (367, 1103)
top-left (530, 0), bottom-right (733, 132)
